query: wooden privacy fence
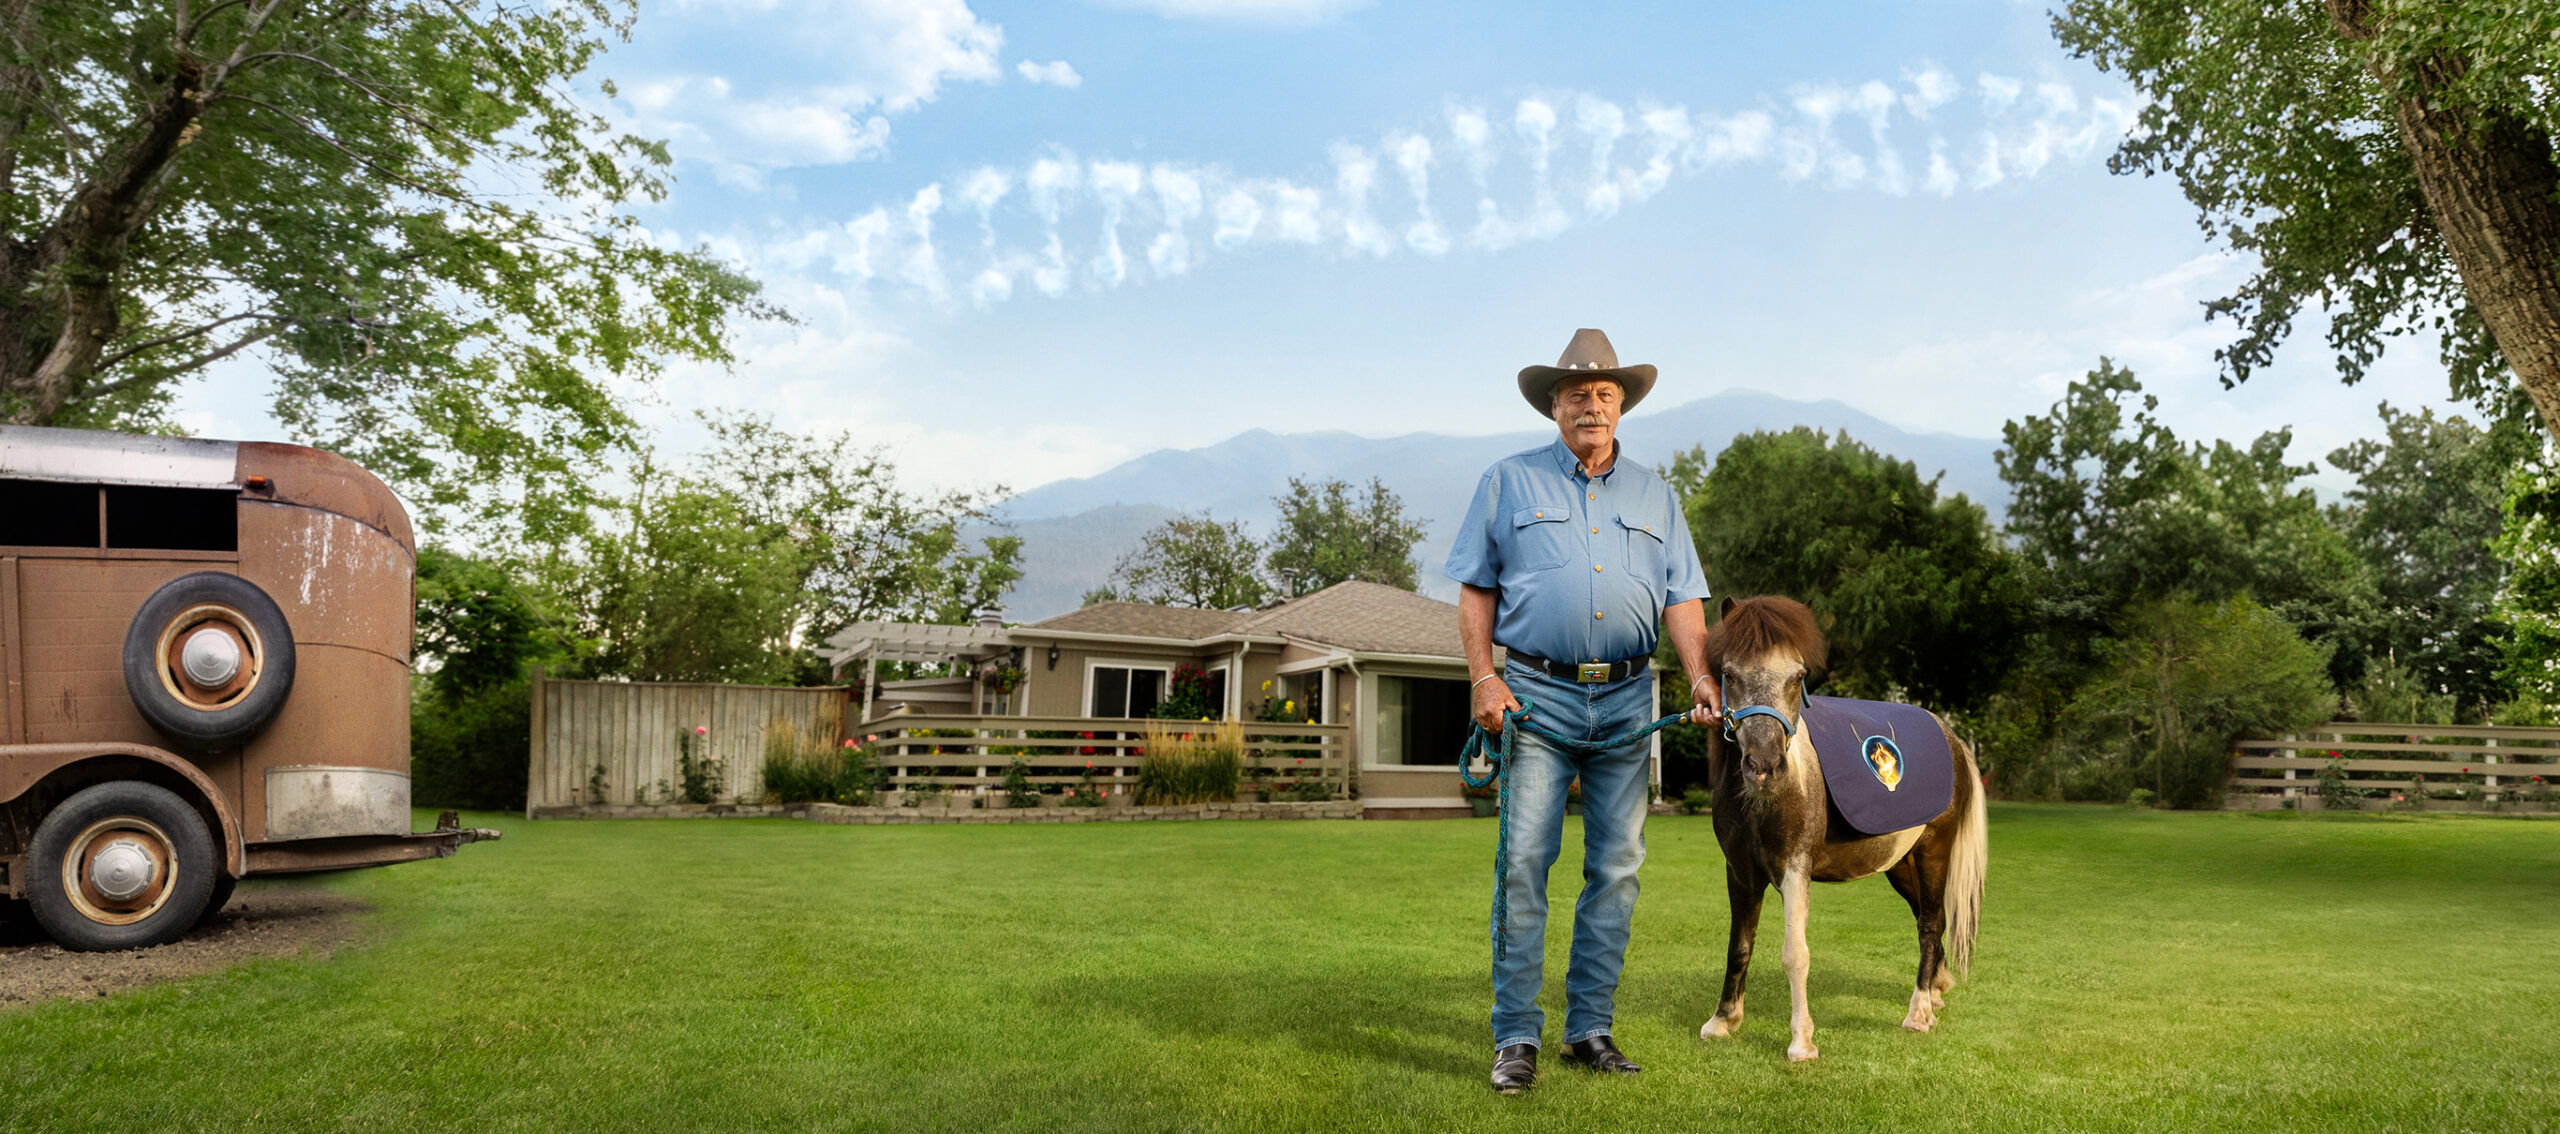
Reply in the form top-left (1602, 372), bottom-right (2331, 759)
top-left (2232, 722), bottom-right (2560, 801)
top-left (526, 671), bottom-right (852, 815)
top-left (857, 713), bottom-right (1352, 799)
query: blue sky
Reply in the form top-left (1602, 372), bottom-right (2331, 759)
top-left (183, 0), bottom-right (2475, 501)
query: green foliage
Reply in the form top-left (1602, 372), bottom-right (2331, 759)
top-left (1137, 720), bottom-right (1243, 805)
top-left (1065, 769), bottom-right (1109, 807)
top-left (1678, 786), bottom-right (1712, 815)
top-left (1153, 661), bottom-right (1216, 721)
top-left (2317, 755), bottom-right (2363, 813)
top-left (1676, 427), bottom-right (2028, 709)
top-left (2050, 0), bottom-right (2554, 414)
top-left (2491, 444), bottom-right (2560, 705)
top-left (2328, 406), bottom-right (2535, 712)
top-left (1002, 758), bottom-right (1039, 809)
top-left (1091, 512), bottom-right (1270, 610)
top-left (760, 732), bottom-right (877, 806)
top-left (409, 548), bottom-right (565, 810)
top-left (2342, 657), bottom-right (2455, 726)
top-left (0, 1), bottom-right (776, 542)
top-left (1264, 476), bottom-right (1428, 596)
top-left (1999, 362), bottom-right (2377, 684)
top-left (675, 730), bottom-right (722, 805)
top-left (558, 413), bottom-right (1021, 684)
top-left (2127, 787), bottom-right (2157, 809)
top-left (2054, 598), bottom-right (2336, 808)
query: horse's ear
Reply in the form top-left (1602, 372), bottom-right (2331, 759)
top-left (1719, 595), bottom-right (1737, 621)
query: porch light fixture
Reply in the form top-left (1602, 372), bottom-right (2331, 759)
top-left (1046, 643), bottom-right (1059, 670)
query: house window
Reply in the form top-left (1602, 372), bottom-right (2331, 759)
top-left (1089, 664), bottom-right (1168, 719)
top-left (1205, 665), bottom-right (1230, 719)
top-left (1375, 675), bottom-right (1470, 766)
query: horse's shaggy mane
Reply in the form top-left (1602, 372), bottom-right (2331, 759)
top-left (1705, 596), bottom-right (1827, 673)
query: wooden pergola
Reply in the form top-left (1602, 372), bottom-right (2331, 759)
top-left (821, 617), bottom-right (1014, 722)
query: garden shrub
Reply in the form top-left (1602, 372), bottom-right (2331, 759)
top-left (759, 725), bottom-right (877, 805)
top-left (1138, 719), bottom-right (1242, 804)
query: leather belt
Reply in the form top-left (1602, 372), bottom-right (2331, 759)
top-left (1507, 651), bottom-right (1648, 684)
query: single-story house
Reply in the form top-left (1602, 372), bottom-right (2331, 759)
top-left (823, 580), bottom-right (1666, 818)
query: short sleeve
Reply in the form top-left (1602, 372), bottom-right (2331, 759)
top-left (1661, 485), bottom-right (1710, 606)
top-left (1443, 471), bottom-right (1502, 588)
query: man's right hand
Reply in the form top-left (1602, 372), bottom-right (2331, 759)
top-left (1473, 674), bottom-right (1521, 733)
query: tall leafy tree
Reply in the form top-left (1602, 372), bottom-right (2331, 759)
top-left (2327, 404), bottom-right (2536, 710)
top-left (1089, 514), bottom-right (1270, 610)
top-left (0, 1), bottom-right (772, 538)
top-left (2492, 444), bottom-right (2560, 711)
top-left (1264, 476), bottom-right (1427, 596)
top-left (2054, 1), bottom-right (2560, 439)
top-left (410, 546), bottom-right (566, 809)
top-left (1998, 360), bottom-right (2377, 683)
top-left (1678, 427), bottom-right (2027, 711)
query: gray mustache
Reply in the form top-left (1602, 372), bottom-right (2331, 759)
top-left (1574, 414), bottom-right (1607, 427)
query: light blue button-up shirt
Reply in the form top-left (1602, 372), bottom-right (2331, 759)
top-left (1444, 438), bottom-right (1710, 664)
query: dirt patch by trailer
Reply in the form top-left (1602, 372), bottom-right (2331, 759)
top-left (0, 884), bottom-right (370, 1006)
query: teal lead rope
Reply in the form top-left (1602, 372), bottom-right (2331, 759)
top-left (1459, 694), bottom-right (1693, 961)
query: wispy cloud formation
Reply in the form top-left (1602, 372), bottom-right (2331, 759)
top-left (712, 66), bottom-right (2138, 307)
top-left (1017, 59), bottom-right (1082, 88)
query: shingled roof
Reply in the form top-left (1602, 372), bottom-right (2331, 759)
top-left (1018, 581), bottom-right (1464, 658)
top-left (1024, 601), bottom-right (1252, 640)
top-left (1233, 580), bottom-right (1463, 657)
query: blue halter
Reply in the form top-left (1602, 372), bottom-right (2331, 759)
top-left (1722, 704), bottom-right (1800, 741)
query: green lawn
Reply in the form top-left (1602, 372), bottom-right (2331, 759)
top-left (4, 804), bottom-right (2555, 1132)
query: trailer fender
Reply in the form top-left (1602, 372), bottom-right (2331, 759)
top-left (0, 743), bottom-right (246, 878)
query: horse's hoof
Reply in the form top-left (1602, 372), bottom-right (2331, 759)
top-left (1903, 991), bottom-right (1939, 1032)
top-left (1900, 1012), bottom-right (1935, 1033)
top-left (1786, 1042), bottom-right (1819, 1062)
top-left (1700, 1016), bottom-right (1739, 1040)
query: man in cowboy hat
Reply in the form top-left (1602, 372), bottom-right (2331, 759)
top-left (1445, 328), bottom-right (1721, 1094)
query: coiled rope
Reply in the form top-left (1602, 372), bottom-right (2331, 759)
top-left (1459, 694), bottom-right (1693, 960)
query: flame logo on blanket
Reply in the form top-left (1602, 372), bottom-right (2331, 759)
top-left (1862, 736), bottom-right (1904, 792)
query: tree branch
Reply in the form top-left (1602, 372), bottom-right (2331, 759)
top-left (80, 323), bottom-right (285, 401)
top-left (211, 93), bottom-right (454, 198)
top-left (92, 309), bottom-right (279, 370)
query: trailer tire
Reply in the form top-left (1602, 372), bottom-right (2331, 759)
top-left (196, 873), bottom-right (239, 929)
top-left (122, 572), bottom-right (296, 751)
top-left (26, 781), bottom-right (217, 952)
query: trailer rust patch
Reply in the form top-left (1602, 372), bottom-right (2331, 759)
top-left (0, 884), bottom-right (369, 1005)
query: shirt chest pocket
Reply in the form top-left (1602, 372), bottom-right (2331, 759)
top-left (1617, 512), bottom-right (1666, 577)
top-left (1509, 504), bottom-right (1574, 572)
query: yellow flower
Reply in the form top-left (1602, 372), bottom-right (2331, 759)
top-left (1261, 680), bottom-right (1273, 692)
top-left (1283, 699), bottom-right (1295, 712)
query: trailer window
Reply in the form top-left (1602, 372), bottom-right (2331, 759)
top-left (103, 485), bottom-right (239, 552)
top-left (0, 479), bottom-right (99, 547)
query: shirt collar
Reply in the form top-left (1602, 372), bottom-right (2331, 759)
top-left (1548, 436), bottom-right (1621, 483)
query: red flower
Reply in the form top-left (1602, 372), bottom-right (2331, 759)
top-left (695, 726), bottom-right (707, 736)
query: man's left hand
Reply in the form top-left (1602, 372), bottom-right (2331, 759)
top-left (1687, 675), bottom-right (1722, 727)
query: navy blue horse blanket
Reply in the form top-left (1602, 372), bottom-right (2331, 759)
top-left (1800, 696), bottom-right (1955, 836)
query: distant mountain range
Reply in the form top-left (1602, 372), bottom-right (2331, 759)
top-left (976, 389), bottom-right (2006, 622)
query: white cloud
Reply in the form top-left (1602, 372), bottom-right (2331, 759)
top-left (611, 0), bottom-right (1001, 175)
top-left (1017, 59), bottom-right (1082, 88)
top-left (1331, 143), bottom-right (1394, 257)
top-left (741, 68), bottom-right (2136, 307)
top-left (1089, 0), bottom-right (1371, 25)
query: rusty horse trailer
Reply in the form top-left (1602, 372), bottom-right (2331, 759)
top-left (0, 425), bottom-right (495, 951)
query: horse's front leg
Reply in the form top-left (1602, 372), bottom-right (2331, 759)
top-left (1778, 862), bottom-right (1817, 1061)
top-left (1700, 861), bottom-right (1764, 1040)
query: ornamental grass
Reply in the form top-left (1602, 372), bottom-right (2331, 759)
top-left (1137, 718), bottom-right (1243, 805)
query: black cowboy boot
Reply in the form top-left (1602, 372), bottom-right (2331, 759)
top-left (1489, 1043), bottom-right (1538, 1094)
top-left (1561, 1034), bottom-right (1642, 1074)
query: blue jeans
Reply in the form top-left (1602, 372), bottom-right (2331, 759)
top-left (1490, 659), bottom-right (1656, 1051)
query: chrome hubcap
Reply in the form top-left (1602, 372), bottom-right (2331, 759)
top-left (181, 627), bottom-right (243, 688)
top-left (88, 839), bottom-right (158, 903)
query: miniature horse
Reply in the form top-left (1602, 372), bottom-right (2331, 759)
top-left (1698, 596), bottom-right (1987, 1062)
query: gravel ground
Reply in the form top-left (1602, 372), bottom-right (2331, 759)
top-left (0, 884), bottom-right (369, 1006)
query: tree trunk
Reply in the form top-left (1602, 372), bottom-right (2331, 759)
top-left (0, 56), bottom-right (208, 425)
top-left (2331, 1), bottom-right (2560, 440)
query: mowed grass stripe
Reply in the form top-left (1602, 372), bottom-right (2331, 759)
top-left (3, 805), bottom-right (2555, 1132)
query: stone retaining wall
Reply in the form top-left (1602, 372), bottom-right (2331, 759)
top-left (530, 799), bottom-right (1362, 823)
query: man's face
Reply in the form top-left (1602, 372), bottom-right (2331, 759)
top-left (1551, 375), bottom-right (1624, 453)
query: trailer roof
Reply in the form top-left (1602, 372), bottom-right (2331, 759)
top-left (0, 425), bottom-right (239, 489)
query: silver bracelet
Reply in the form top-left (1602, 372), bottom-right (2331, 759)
top-left (1471, 673), bottom-right (1500, 691)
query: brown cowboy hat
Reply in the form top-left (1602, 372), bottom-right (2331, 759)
top-left (1517, 328), bottom-right (1657, 417)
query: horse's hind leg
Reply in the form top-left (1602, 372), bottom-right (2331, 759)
top-left (1700, 861), bottom-right (1764, 1040)
top-left (1778, 864), bottom-right (1817, 1061)
top-left (1885, 850), bottom-right (1949, 1032)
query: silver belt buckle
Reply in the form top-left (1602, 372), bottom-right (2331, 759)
top-left (1576, 661), bottom-right (1610, 683)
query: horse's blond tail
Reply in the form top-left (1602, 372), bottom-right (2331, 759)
top-left (1945, 739), bottom-right (1988, 979)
